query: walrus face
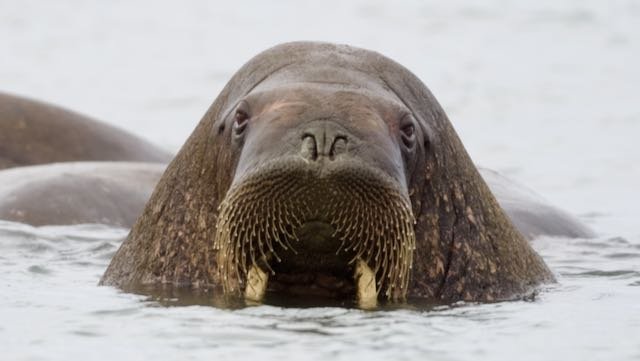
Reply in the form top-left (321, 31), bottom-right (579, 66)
top-left (214, 84), bottom-right (423, 306)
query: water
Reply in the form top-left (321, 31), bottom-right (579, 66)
top-left (1, 0), bottom-right (639, 360)
top-left (1, 221), bottom-right (639, 360)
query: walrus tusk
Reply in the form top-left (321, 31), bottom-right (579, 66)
top-left (245, 265), bottom-right (269, 303)
top-left (355, 259), bottom-right (377, 309)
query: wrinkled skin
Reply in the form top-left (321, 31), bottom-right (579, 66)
top-left (101, 42), bottom-right (557, 306)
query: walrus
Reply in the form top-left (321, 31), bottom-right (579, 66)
top-left (479, 168), bottom-right (594, 240)
top-left (100, 42), bottom-right (565, 308)
top-left (0, 162), bottom-right (165, 228)
top-left (0, 92), bottom-right (171, 170)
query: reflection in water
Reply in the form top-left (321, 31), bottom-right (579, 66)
top-left (127, 281), bottom-right (453, 311)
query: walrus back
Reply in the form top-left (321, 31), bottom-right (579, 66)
top-left (0, 92), bottom-right (172, 170)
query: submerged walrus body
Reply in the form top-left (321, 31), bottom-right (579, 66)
top-left (480, 168), bottom-right (594, 240)
top-left (0, 92), bottom-right (171, 170)
top-left (101, 42), bottom-right (574, 307)
top-left (0, 162), bottom-right (165, 228)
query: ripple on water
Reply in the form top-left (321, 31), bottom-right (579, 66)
top-left (27, 265), bottom-right (53, 275)
top-left (90, 307), bottom-right (143, 317)
top-left (540, 235), bottom-right (640, 285)
top-left (14, 238), bottom-right (57, 253)
top-left (69, 330), bottom-right (103, 337)
top-left (573, 236), bottom-right (632, 249)
top-left (564, 270), bottom-right (640, 279)
top-left (605, 252), bottom-right (640, 259)
top-left (88, 242), bottom-right (122, 258)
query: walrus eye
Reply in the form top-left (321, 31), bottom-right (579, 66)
top-left (400, 123), bottom-right (416, 149)
top-left (233, 106), bottom-right (250, 135)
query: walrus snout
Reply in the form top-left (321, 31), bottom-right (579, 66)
top-left (213, 158), bottom-right (416, 305)
top-left (300, 121), bottom-right (349, 161)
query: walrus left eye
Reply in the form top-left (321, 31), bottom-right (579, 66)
top-left (400, 123), bottom-right (416, 149)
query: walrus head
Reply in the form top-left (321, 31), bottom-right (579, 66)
top-left (101, 42), bottom-right (554, 307)
top-left (214, 84), bottom-right (420, 305)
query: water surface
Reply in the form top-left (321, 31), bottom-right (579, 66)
top-left (1, 221), bottom-right (639, 360)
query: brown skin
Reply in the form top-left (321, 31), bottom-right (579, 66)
top-left (101, 42), bottom-right (554, 305)
top-left (0, 162), bottom-right (165, 228)
top-left (0, 92), bottom-right (171, 170)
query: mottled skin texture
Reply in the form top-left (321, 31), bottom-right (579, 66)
top-left (101, 42), bottom-right (555, 303)
top-left (0, 92), bottom-right (171, 170)
top-left (0, 162), bottom-right (165, 227)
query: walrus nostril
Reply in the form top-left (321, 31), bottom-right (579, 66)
top-left (301, 125), bottom-right (348, 161)
top-left (301, 134), bottom-right (318, 161)
top-left (330, 136), bottom-right (348, 159)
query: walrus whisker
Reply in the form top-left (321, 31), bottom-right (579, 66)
top-left (214, 159), bottom-right (415, 300)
